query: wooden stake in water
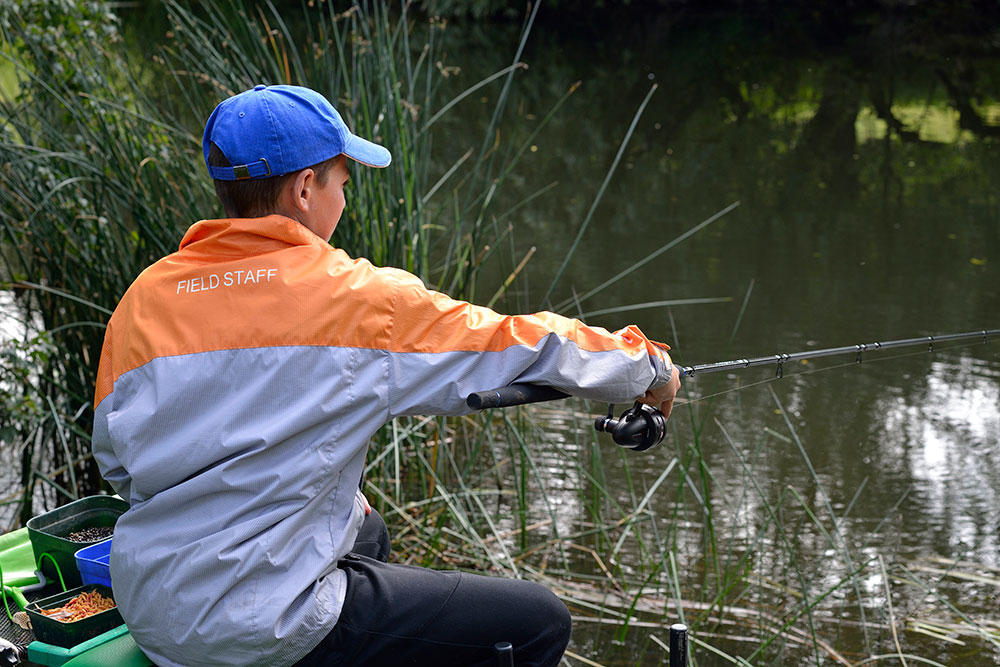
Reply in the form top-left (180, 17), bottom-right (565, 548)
top-left (494, 641), bottom-right (513, 667)
top-left (670, 623), bottom-right (688, 667)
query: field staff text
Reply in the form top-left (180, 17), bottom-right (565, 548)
top-left (177, 268), bottom-right (278, 294)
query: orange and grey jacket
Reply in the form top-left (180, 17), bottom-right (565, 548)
top-left (92, 216), bottom-right (673, 667)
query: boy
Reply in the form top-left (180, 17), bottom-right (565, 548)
top-left (92, 84), bottom-right (680, 667)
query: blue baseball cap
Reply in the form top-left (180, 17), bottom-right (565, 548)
top-left (203, 84), bottom-right (391, 180)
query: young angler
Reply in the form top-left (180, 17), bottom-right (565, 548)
top-left (91, 84), bottom-right (681, 667)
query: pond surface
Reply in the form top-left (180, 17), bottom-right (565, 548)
top-left (433, 7), bottom-right (1000, 665)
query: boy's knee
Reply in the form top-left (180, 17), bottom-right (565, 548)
top-left (537, 584), bottom-right (571, 638)
top-left (546, 591), bottom-right (572, 653)
top-left (515, 581), bottom-right (572, 665)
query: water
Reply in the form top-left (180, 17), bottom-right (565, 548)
top-left (435, 8), bottom-right (1000, 664)
top-left (0, 290), bottom-right (45, 531)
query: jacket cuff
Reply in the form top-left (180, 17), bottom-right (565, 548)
top-left (617, 324), bottom-right (674, 391)
top-left (647, 341), bottom-right (674, 390)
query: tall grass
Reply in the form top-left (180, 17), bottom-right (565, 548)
top-left (1, 1), bottom-right (987, 665)
top-left (0, 0), bottom-right (540, 520)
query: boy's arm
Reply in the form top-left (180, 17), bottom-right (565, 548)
top-left (384, 269), bottom-right (675, 418)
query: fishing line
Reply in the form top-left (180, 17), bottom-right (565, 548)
top-left (674, 338), bottom-right (995, 407)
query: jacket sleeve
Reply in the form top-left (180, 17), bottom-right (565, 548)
top-left (383, 268), bottom-right (673, 418)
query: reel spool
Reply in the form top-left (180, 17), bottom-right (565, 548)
top-left (594, 402), bottom-right (667, 452)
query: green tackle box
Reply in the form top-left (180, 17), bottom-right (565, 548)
top-left (27, 496), bottom-right (128, 589)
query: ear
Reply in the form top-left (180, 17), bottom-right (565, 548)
top-left (283, 168), bottom-right (316, 215)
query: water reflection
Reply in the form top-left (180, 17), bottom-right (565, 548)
top-left (884, 358), bottom-right (1000, 559)
top-left (1, 291), bottom-right (27, 529)
top-left (0, 290), bottom-right (22, 340)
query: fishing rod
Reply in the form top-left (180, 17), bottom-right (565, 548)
top-left (466, 329), bottom-right (999, 451)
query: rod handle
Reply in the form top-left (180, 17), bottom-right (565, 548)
top-left (467, 383), bottom-right (570, 409)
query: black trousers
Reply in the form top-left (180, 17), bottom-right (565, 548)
top-left (295, 511), bottom-right (571, 667)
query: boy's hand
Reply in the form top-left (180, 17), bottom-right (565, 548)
top-left (639, 365), bottom-right (681, 421)
top-left (356, 488), bottom-right (372, 516)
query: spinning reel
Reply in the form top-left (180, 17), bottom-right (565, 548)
top-left (467, 385), bottom-right (667, 452)
top-left (594, 402), bottom-right (667, 452)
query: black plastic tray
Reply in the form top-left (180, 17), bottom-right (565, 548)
top-left (25, 583), bottom-right (124, 649)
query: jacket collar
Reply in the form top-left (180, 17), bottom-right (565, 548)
top-left (178, 215), bottom-right (328, 256)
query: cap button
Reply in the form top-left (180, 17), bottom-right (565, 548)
top-left (254, 84), bottom-right (266, 91)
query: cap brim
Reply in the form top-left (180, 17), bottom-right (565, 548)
top-left (343, 134), bottom-right (392, 168)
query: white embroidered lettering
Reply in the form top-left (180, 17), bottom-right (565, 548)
top-left (176, 268), bottom-right (278, 296)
